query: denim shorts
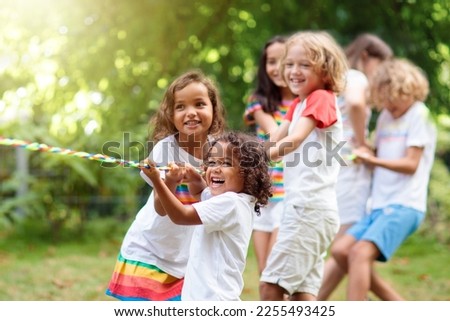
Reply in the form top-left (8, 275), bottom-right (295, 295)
top-left (347, 204), bottom-right (424, 261)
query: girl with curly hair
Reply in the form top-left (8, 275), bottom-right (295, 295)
top-left (142, 131), bottom-right (272, 300)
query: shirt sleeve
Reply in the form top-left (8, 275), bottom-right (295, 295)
top-left (243, 95), bottom-right (263, 126)
top-left (192, 192), bottom-right (239, 233)
top-left (406, 103), bottom-right (437, 148)
top-left (301, 90), bottom-right (338, 129)
top-left (284, 97), bottom-right (301, 122)
top-left (139, 140), bottom-right (165, 186)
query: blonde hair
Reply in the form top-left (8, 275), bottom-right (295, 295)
top-left (150, 70), bottom-right (226, 142)
top-left (370, 58), bottom-right (429, 109)
top-left (281, 31), bottom-right (348, 94)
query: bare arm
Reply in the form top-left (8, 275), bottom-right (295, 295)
top-left (151, 162), bottom-right (184, 216)
top-left (354, 146), bottom-right (423, 174)
top-left (253, 109), bottom-right (279, 136)
top-left (264, 119), bottom-right (290, 159)
top-left (267, 117), bottom-right (316, 161)
top-left (346, 80), bottom-right (369, 147)
top-left (142, 162), bottom-right (202, 224)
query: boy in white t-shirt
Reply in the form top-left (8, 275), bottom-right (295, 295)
top-left (143, 132), bottom-right (272, 300)
top-left (261, 31), bottom-right (348, 301)
top-left (331, 58), bottom-right (437, 300)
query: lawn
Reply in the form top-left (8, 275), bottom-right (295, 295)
top-left (0, 218), bottom-right (449, 301)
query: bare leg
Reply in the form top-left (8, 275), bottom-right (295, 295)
top-left (318, 224), bottom-right (352, 300)
top-left (253, 230), bottom-right (271, 275)
top-left (291, 292), bottom-right (316, 301)
top-left (370, 270), bottom-right (405, 300)
top-left (260, 282), bottom-right (286, 301)
top-left (318, 258), bottom-right (346, 300)
top-left (331, 234), bottom-right (405, 301)
top-left (347, 240), bottom-right (379, 300)
top-left (253, 228), bottom-right (279, 275)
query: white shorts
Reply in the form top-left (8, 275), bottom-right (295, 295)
top-left (336, 163), bottom-right (372, 225)
top-left (260, 204), bottom-right (339, 296)
top-left (253, 201), bottom-right (283, 232)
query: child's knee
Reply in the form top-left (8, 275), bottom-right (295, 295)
top-left (348, 241), bottom-right (378, 264)
top-left (330, 239), bottom-right (349, 264)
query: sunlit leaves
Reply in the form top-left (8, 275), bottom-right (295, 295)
top-left (432, 2), bottom-right (449, 21)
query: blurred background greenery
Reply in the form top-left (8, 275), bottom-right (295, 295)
top-left (0, 0), bottom-right (449, 277)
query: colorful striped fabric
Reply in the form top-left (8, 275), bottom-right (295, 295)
top-left (106, 182), bottom-right (196, 301)
top-left (243, 97), bottom-right (292, 202)
top-left (175, 183), bottom-right (198, 205)
top-left (269, 165), bottom-right (284, 202)
top-left (106, 253), bottom-right (183, 301)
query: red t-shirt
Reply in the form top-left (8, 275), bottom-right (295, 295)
top-left (284, 90), bottom-right (337, 129)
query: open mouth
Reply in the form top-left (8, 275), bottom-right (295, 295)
top-left (185, 120), bottom-right (200, 126)
top-left (210, 177), bottom-right (225, 186)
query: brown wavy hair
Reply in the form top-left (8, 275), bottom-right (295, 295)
top-left (205, 132), bottom-right (272, 215)
top-left (345, 33), bottom-right (393, 70)
top-left (149, 70), bottom-right (226, 142)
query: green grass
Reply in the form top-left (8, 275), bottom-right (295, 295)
top-left (0, 219), bottom-right (449, 301)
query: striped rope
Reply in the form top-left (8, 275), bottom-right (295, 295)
top-left (0, 136), bottom-right (159, 169)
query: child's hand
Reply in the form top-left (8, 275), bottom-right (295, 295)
top-left (352, 146), bottom-right (375, 164)
top-left (165, 162), bottom-right (186, 185)
top-left (183, 163), bottom-right (204, 183)
top-left (141, 159), bottom-right (160, 181)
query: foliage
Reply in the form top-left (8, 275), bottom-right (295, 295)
top-left (425, 121), bottom-right (450, 243)
top-left (0, 0), bottom-right (449, 239)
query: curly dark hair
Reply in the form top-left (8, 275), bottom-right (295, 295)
top-left (206, 132), bottom-right (272, 215)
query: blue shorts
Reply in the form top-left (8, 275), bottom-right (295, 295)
top-left (347, 204), bottom-right (424, 262)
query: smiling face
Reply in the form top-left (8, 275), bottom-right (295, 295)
top-left (283, 43), bottom-right (326, 100)
top-left (204, 141), bottom-right (244, 196)
top-left (172, 82), bottom-right (214, 142)
top-left (266, 41), bottom-right (287, 88)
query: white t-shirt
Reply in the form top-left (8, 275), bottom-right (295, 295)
top-left (182, 189), bottom-right (255, 301)
top-left (338, 69), bottom-right (371, 158)
top-left (120, 134), bottom-right (202, 278)
top-left (283, 90), bottom-right (343, 210)
top-left (371, 102), bottom-right (436, 212)
top-left (335, 69), bottom-right (372, 224)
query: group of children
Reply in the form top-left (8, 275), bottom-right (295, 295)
top-left (106, 30), bottom-right (436, 301)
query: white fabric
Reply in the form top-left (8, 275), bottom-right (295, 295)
top-left (252, 200), bottom-right (283, 232)
top-left (260, 204), bottom-right (339, 296)
top-left (182, 189), bottom-right (255, 301)
top-left (336, 69), bottom-right (372, 224)
top-left (371, 102), bottom-right (436, 212)
top-left (283, 96), bottom-right (343, 210)
top-left (336, 164), bottom-right (372, 224)
top-left (120, 135), bottom-right (201, 278)
top-left (338, 69), bottom-right (371, 157)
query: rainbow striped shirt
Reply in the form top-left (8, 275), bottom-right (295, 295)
top-left (243, 96), bottom-right (293, 202)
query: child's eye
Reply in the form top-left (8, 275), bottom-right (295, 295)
top-left (175, 104), bottom-right (184, 110)
top-left (204, 160), bottom-right (217, 167)
top-left (203, 160), bottom-right (233, 168)
top-left (222, 161), bottom-right (233, 168)
top-left (196, 101), bottom-right (207, 107)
